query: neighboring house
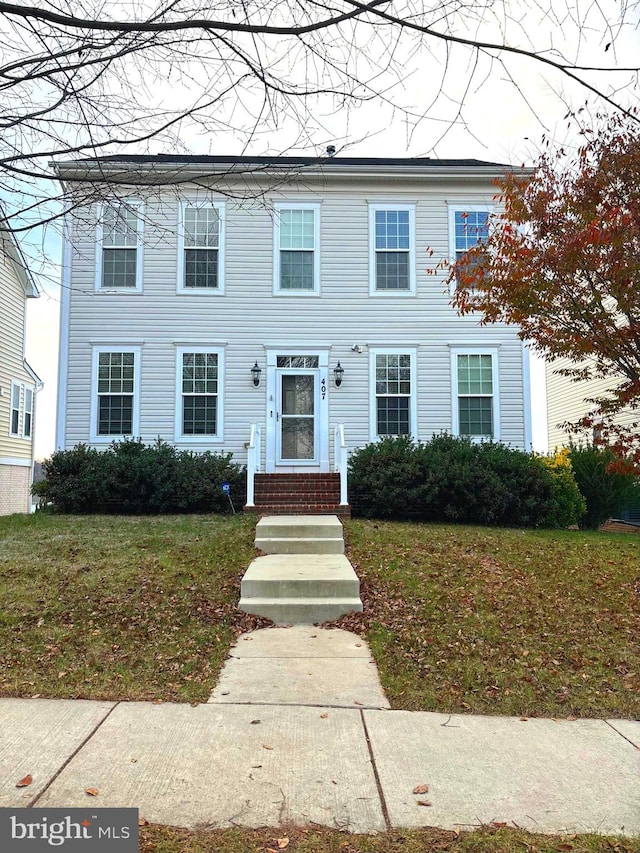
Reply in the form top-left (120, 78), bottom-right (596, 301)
top-left (55, 155), bottom-right (533, 514)
top-left (0, 226), bottom-right (40, 515)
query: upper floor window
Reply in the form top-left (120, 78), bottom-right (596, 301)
top-left (175, 347), bottom-right (224, 441)
top-left (449, 205), bottom-right (491, 291)
top-left (178, 203), bottom-right (225, 293)
top-left (369, 348), bottom-right (417, 440)
top-left (90, 347), bottom-right (141, 441)
top-left (96, 202), bottom-right (143, 291)
top-left (369, 204), bottom-right (416, 294)
top-left (273, 203), bottom-right (320, 294)
top-left (451, 348), bottom-right (499, 440)
top-left (9, 381), bottom-right (34, 439)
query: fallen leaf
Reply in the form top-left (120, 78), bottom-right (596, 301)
top-left (353, 700), bottom-right (363, 705)
top-left (417, 800), bottom-right (432, 807)
top-left (251, 765), bottom-right (263, 769)
top-left (16, 775), bottom-right (32, 788)
top-left (453, 828), bottom-right (461, 837)
top-left (320, 713), bottom-right (329, 719)
top-left (491, 821), bottom-right (507, 828)
top-left (566, 715), bottom-right (577, 721)
top-left (57, 671), bottom-right (67, 679)
top-left (138, 818), bottom-right (149, 827)
top-left (250, 719), bottom-right (261, 725)
top-left (413, 784), bottom-right (429, 794)
top-left (557, 844), bottom-right (573, 851)
top-left (85, 788), bottom-right (99, 797)
top-left (355, 643), bottom-right (362, 647)
top-left (277, 838), bottom-right (290, 849)
top-left (519, 717), bottom-right (528, 722)
top-left (262, 744), bottom-right (273, 750)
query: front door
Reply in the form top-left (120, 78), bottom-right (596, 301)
top-left (276, 370), bottom-right (318, 464)
top-left (265, 351), bottom-right (330, 473)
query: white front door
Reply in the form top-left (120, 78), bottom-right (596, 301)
top-left (265, 350), bottom-right (330, 472)
top-left (276, 370), bottom-right (318, 465)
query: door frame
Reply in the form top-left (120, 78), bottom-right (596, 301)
top-left (265, 348), bottom-right (330, 473)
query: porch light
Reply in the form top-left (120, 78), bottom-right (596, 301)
top-left (333, 361), bottom-right (344, 387)
top-left (251, 361), bottom-right (262, 387)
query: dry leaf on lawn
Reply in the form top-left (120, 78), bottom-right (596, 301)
top-left (85, 788), bottom-right (99, 797)
top-left (262, 744), bottom-right (273, 750)
top-left (320, 713), bottom-right (329, 719)
top-left (417, 800), bottom-right (432, 807)
top-left (15, 775), bottom-right (32, 788)
top-left (277, 838), bottom-right (290, 849)
top-left (250, 720), bottom-right (261, 725)
top-left (138, 818), bottom-right (149, 827)
top-left (412, 784), bottom-right (429, 794)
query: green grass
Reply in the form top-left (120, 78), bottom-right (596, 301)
top-left (0, 513), bottom-right (266, 702)
top-left (1, 513), bottom-right (639, 718)
top-left (139, 825), bottom-right (640, 853)
top-left (339, 520), bottom-right (640, 719)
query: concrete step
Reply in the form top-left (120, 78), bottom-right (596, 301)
top-left (238, 597), bottom-right (363, 625)
top-left (256, 537), bottom-right (344, 555)
top-left (256, 515), bottom-right (344, 540)
top-left (239, 554), bottom-right (363, 625)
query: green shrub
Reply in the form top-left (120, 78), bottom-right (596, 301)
top-left (568, 441), bottom-right (639, 529)
top-left (34, 439), bottom-right (245, 514)
top-left (348, 434), bottom-right (584, 528)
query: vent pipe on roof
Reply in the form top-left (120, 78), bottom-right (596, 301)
top-left (326, 145), bottom-right (336, 157)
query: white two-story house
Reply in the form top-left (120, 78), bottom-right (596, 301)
top-left (55, 155), bottom-right (532, 514)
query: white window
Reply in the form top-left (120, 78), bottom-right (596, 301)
top-left (451, 348), bottom-right (500, 440)
top-left (177, 203), bottom-right (225, 293)
top-left (369, 349), bottom-right (417, 440)
top-left (9, 381), bottom-right (34, 439)
top-left (369, 204), bottom-right (416, 294)
top-left (10, 381), bottom-right (21, 437)
top-left (448, 205), bottom-right (491, 292)
top-left (273, 203), bottom-right (321, 294)
top-left (96, 202), bottom-right (143, 291)
top-left (90, 347), bottom-right (141, 442)
top-left (175, 347), bottom-right (224, 441)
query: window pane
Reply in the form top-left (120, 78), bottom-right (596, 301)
top-left (280, 250), bottom-right (313, 289)
top-left (375, 353), bottom-right (411, 396)
top-left (457, 354), bottom-right (493, 395)
top-left (279, 209), bottom-right (314, 249)
top-left (98, 352), bottom-right (135, 394)
top-left (101, 248), bottom-right (137, 288)
top-left (11, 384), bottom-right (20, 408)
top-left (376, 252), bottom-right (409, 290)
top-left (454, 210), bottom-right (489, 252)
top-left (183, 396), bottom-right (217, 435)
top-left (277, 356), bottom-right (319, 368)
top-left (375, 209), bottom-right (410, 249)
top-left (281, 417), bottom-right (314, 459)
top-left (184, 248), bottom-right (218, 288)
top-left (377, 397), bottom-right (410, 436)
top-left (184, 207), bottom-right (219, 248)
top-left (282, 375), bottom-right (314, 416)
top-left (103, 206), bottom-right (137, 247)
top-left (459, 397), bottom-right (493, 437)
top-left (182, 353), bottom-right (218, 393)
top-left (98, 395), bottom-right (133, 435)
top-left (11, 409), bottom-right (19, 435)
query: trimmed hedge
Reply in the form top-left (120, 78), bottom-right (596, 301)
top-left (33, 439), bottom-right (245, 514)
top-left (348, 434), bottom-right (585, 528)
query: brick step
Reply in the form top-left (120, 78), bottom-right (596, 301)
top-left (247, 504), bottom-right (351, 518)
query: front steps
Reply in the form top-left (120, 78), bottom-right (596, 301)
top-left (255, 515), bottom-right (344, 555)
top-left (245, 473), bottom-right (351, 517)
top-left (239, 515), bottom-right (363, 625)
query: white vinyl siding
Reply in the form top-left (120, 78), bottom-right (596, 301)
top-left (273, 203), bottom-right (321, 295)
top-left (369, 348), bottom-right (417, 440)
top-left (369, 204), bottom-right (416, 294)
top-left (451, 348), bottom-right (500, 440)
top-left (90, 346), bottom-right (141, 442)
top-left (175, 346), bottom-right (225, 442)
top-left (95, 202), bottom-right (143, 291)
top-left (177, 203), bottom-right (226, 293)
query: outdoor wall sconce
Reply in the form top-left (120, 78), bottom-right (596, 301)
top-left (333, 361), bottom-right (344, 387)
top-left (251, 361), bottom-right (262, 387)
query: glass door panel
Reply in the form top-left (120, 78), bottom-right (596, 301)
top-left (279, 373), bottom-right (315, 461)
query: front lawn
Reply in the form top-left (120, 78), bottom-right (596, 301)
top-left (340, 520), bottom-right (640, 719)
top-left (0, 513), bottom-right (638, 718)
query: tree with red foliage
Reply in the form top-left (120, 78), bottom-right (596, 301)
top-left (451, 113), bottom-right (640, 464)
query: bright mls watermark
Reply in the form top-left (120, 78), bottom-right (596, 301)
top-left (0, 809), bottom-right (138, 851)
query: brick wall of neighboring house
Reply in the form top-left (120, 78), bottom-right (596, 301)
top-left (0, 463), bottom-right (31, 515)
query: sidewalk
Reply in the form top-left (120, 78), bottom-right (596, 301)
top-left (0, 627), bottom-right (638, 836)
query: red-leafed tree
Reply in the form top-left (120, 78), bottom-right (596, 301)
top-left (451, 113), bottom-right (640, 464)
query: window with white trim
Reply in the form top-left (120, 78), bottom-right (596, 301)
top-left (9, 381), bottom-right (34, 439)
top-left (97, 203), bottom-right (142, 290)
top-left (178, 203), bottom-right (225, 292)
top-left (274, 204), bottom-right (320, 293)
top-left (449, 206), bottom-right (490, 290)
top-left (175, 347), bottom-right (224, 440)
top-left (92, 348), bottom-right (140, 440)
top-left (370, 350), bottom-right (417, 439)
top-left (451, 349), bottom-right (499, 439)
top-left (369, 204), bottom-right (415, 293)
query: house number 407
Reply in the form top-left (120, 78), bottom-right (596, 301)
top-left (321, 378), bottom-right (326, 400)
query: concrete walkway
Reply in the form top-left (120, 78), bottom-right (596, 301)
top-left (1, 626), bottom-right (639, 837)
